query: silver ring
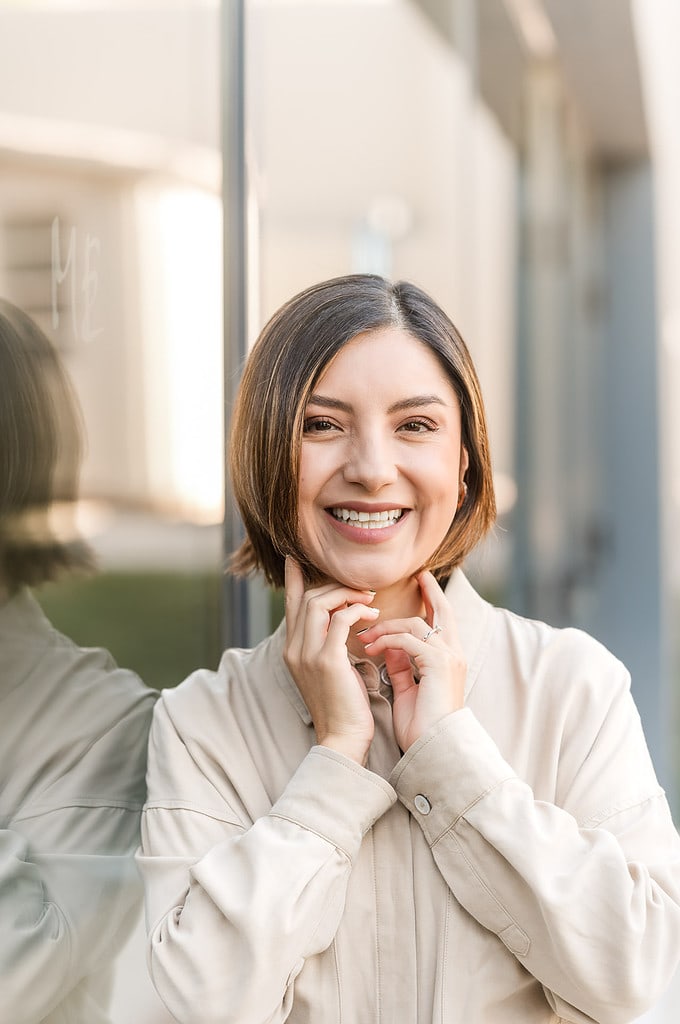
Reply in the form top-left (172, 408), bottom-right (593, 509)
top-left (422, 624), bottom-right (443, 643)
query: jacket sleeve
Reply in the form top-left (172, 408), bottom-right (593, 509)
top-left (390, 666), bottom-right (680, 1024)
top-left (0, 693), bottom-right (154, 1024)
top-left (138, 697), bottom-right (396, 1024)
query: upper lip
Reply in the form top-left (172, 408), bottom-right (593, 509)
top-left (325, 501), bottom-right (409, 512)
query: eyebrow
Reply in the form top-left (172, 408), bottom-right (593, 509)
top-left (307, 394), bottom-right (448, 414)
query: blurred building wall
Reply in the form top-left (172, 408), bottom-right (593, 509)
top-left (0, 2), bottom-right (677, 1020)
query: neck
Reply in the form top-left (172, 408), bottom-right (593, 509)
top-left (346, 575), bottom-right (425, 664)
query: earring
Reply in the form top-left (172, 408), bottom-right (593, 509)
top-left (457, 481), bottom-right (468, 511)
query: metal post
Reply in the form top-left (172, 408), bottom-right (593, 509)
top-left (221, 0), bottom-right (249, 649)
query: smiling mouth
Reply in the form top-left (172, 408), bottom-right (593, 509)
top-left (328, 507), bottom-right (405, 530)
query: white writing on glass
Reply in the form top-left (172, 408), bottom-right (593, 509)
top-left (51, 216), bottom-right (103, 343)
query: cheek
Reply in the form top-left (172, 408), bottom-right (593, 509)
top-left (296, 474), bottom-right (317, 520)
top-left (298, 447), bottom-right (336, 500)
top-left (419, 453), bottom-right (462, 502)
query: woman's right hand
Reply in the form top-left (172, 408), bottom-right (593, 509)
top-left (283, 557), bottom-right (379, 765)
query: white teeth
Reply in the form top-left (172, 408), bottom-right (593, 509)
top-left (330, 507), bottom-right (403, 529)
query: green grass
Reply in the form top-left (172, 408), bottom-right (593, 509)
top-left (37, 571), bottom-right (223, 691)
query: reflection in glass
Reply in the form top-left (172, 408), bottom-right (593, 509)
top-left (0, 300), bottom-right (157, 1024)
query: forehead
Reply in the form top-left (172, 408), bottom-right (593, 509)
top-left (313, 326), bottom-right (455, 398)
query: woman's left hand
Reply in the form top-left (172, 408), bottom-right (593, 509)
top-left (359, 571), bottom-right (467, 752)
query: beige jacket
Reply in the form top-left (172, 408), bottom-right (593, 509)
top-left (0, 588), bottom-right (157, 1024)
top-left (138, 571), bottom-right (680, 1024)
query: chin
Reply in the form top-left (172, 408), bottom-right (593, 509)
top-left (330, 563), bottom-right (409, 594)
top-left (307, 559), bottom-right (376, 592)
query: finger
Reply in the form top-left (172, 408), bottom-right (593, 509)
top-left (383, 647), bottom-right (417, 697)
top-left (364, 633), bottom-right (437, 699)
top-left (301, 595), bottom-right (375, 652)
top-left (326, 602), bottom-right (380, 646)
top-left (295, 588), bottom-right (375, 660)
top-left (363, 630), bottom-right (445, 659)
top-left (416, 570), bottom-right (448, 625)
top-left (301, 584), bottom-right (376, 617)
top-left (417, 570), bottom-right (438, 629)
top-left (357, 616), bottom-right (433, 644)
top-left (417, 571), bottom-right (463, 647)
top-left (286, 570), bottom-right (356, 612)
top-left (284, 556), bottom-right (306, 634)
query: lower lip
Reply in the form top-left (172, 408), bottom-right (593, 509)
top-left (324, 510), bottom-right (408, 544)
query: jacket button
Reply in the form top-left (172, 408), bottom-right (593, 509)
top-left (414, 794), bottom-right (431, 815)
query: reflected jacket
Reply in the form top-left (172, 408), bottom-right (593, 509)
top-left (0, 588), bottom-right (157, 1024)
top-left (138, 570), bottom-right (680, 1024)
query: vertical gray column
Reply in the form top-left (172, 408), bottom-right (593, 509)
top-left (512, 62), bottom-right (571, 623)
top-left (221, 0), bottom-right (250, 649)
top-left (220, 0), bottom-right (273, 651)
top-left (596, 162), bottom-right (668, 790)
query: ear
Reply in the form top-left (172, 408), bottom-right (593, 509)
top-left (459, 445), bottom-right (469, 485)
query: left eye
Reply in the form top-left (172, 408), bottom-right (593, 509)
top-left (400, 419), bottom-right (434, 433)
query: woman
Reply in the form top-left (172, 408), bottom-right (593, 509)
top-left (139, 275), bottom-right (680, 1024)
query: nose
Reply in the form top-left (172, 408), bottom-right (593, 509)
top-left (342, 434), bottom-right (398, 492)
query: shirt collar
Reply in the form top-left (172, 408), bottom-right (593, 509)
top-left (442, 568), bottom-right (495, 698)
top-left (272, 568), bottom-right (495, 724)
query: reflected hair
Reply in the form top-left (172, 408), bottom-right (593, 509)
top-left (0, 299), bottom-right (93, 589)
top-left (229, 274), bottom-right (496, 588)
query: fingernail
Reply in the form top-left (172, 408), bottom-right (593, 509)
top-left (356, 627), bottom-right (370, 635)
top-left (365, 589), bottom-right (376, 595)
top-left (363, 640), bottom-right (375, 648)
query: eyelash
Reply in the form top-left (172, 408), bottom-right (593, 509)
top-left (302, 416), bottom-right (437, 434)
top-left (303, 417), bottom-right (337, 434)
top-left (400, 418), bottom-right (436, 433)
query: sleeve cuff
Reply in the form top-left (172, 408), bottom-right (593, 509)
top-left (269, 746), bottom-right (397, 861)
top-left (389, 709), bottom-right (515, 845)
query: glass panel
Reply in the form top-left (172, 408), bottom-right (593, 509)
top-left (0, 2), bottom-right (222, 1020)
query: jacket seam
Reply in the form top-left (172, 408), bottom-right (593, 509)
top-left (269, 811), bottom-right (355, 864)
top-left (577, 789), bottom-right (666, 829)
top-left (428, 776), bottom-right (514, 847)
top-left (143, 801), bottom-right (245, 827)
top-left (443, 831), bottom-right (531, 956)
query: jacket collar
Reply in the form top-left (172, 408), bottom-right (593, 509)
top-left (272, 568), bottom-right (495, 725)
top-left (0, 588), bottom-right (53, 699)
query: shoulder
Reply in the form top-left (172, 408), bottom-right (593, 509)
top-left (452, 569), bottom-right (635, 742)
top-left (0, 594), bottom-right (157, 812)
top-left (504, 605), bottom-right (624, 663)
top-left (158, 624), bottom-right (286, 727)
top-left (487, 606), bottom-right (646, 786)
top-left (150, 622), bottom-right (295, 775)
top-left (486, 607), bottom-right (637, 761)
top-left (2, 588), bottom-right (154, 711)
top-left (449, 570), bottom-right (629, 709)
top-left (146, 625), bottom-right (298, 819)
top-left (492, 601), bottom-right (630, 695)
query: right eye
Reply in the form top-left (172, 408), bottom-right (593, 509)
top-left (302, 417), bottom-right (337, 434)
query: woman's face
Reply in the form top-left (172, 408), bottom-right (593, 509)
top-left (297, 327), bottom-right (468, 593)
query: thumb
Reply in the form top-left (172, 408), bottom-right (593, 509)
top-left (384, 648), bottom-right (415, 697)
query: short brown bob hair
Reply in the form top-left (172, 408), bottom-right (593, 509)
top-left (230, 274), bottom-right (496, 588)
top-left (0, 298), bottom-right (93, 590)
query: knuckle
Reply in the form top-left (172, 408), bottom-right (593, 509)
top-left (299, 650), bottom-right (316, 672)
top-left (283, 647), bottom-right (298, 671)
